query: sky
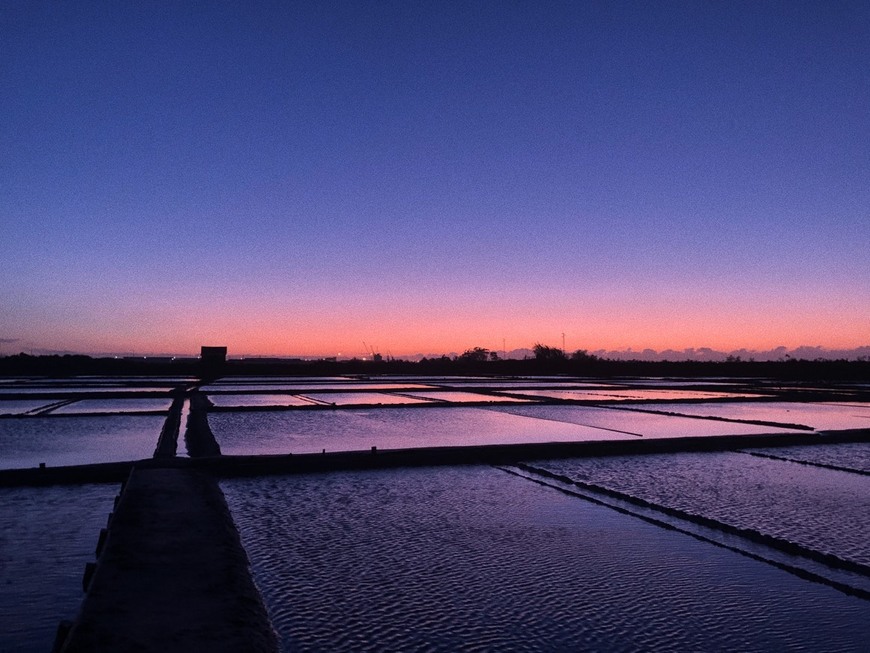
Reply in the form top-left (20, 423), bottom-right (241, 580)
top-left (2, 1), bottom-right (868, 359)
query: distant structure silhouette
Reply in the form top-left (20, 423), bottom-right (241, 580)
top-left (200, 346), bottom-right (227, 378)
top-left (200, 346), bottom-right (227, 364)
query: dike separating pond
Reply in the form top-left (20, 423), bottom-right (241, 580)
top-left (55, 467), bottom-right (278, 653)
top-left (3, 428), bottom-right (870, 488)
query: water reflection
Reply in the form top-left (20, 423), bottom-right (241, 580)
top-left (208, 406), bottom-right (631, 455)
top-left (222, 467), bottom-right (870, 652)
top-left (0, 484), bottom-right (115, 653)
top-left (0, 415), bottom-right (163, 469)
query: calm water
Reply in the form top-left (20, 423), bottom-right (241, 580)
top-left (208, 407), bottom-right (632, 455)
top-left (507, 389), bottom-right (760, 401)
top-left (0, 415), bottom-right (163, 469)
top-left (299, 392), bottom-right (433, 406)
top-left (616, 401), bottom-right (870, 431)
top-left (0, 483), bottom-right (116, 653)
top-left (208, 394), bottom-right (315, 408)
top-left (399, 390), bottom-right (532, 403)
top-left (488, 404), bottom-right (802, 438)
top-left (201, 382), bottom-right (435, 393)
top-left (51, 398), bottom-right (172, 415)
top-left (536, 450), bottom-right (870, 569)
top-left (222, 467), bottom-right (870, 652)
top-left (0, 386), bottom-right (174, 395)
top-left (0, 401), bottom-right (53, 416)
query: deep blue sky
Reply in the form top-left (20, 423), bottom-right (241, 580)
top-left (2, 1), bottom-right (868, 357)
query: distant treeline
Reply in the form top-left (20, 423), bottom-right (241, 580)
top-left (1, 349), bottom-right (868, 382)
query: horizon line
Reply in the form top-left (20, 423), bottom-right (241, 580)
top-left (3, 343), bottom-right (869, 363)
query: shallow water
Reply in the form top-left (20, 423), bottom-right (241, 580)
top-left (201, 382), bottom-right (435, 393)
top-left (743, 442), bottom-right (870, 473)
top-left (0, 386), bottom-right (175, 395)
top-left (0, 415), bottom-right (163, 469)
top-left (0, 400), bottom-right (53, 416)
top-left (399, 390), bottom-right (532, 403)
top-left (208, 406), bottom-right (632, 455)
top-left (210, 376), bottom-right (349, 383)
top-left (488, 405), bottom-right (802, 438)
top-left (614, 401), bottom-right (870, 431)
top-left (50, 398), bottom-right (172, 415)
top-left (208, 394), bottom-right (315, 408)
top-left (222, 467), bottom-right (870, 652)
top-left (0, 483), bottom-right (116, 653)
top-left (299, 392), bottom-right (433, 406)
top-left (507, 388), bottom-right (761, 401)
top-left (536, 450), bottom-right (870, 569)
top-left (432, 380), bottom-right (616, 388)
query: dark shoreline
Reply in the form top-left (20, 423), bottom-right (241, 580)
top-left (2, 352), bottom-right (869, 381)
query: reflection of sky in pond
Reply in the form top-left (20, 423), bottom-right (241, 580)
top-left (538, 451), bottom-right (870, 569)
top-left (0, 386), bottom-right (173, 395)
top-left (211, 376), bottom-right (348, 383)
top-left (0, 415), bottom-right (163, 469)
top-left (0, 400), bottom-right (53, 415)
top-left (433, 380), bottom-right (616, 388)
top-left (51, 398), bottom-right (172, 414)
top-left (66, 376), bottom-right (194, 384)
top-left (300, 393), bottom-right (433, 406)
top-left (488, 405), bottom-right (802, 438)
top-left (208, 394), bottom-right (314, 408)
top-left (0, 484), bottom-right (116, 652)
top-left (208, 407), bottom-right (631, 455)
top-left (508, 389), bottom-right (762, 401)
top-left (201, 383), bottom-right (435, 393)
top-left (743, 442), bottom-right (870, 474)
top-left (400, 391), bottom-right (532, 403)
top-left (616, 402), bottom-right (870, 431)
top-left (608, 378), bottom-right (747, 387)
top-left (222, 467), bottom-right (870, 652)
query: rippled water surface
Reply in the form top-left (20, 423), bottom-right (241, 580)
top-left (222, 468), bottom-right (870, 652)
top-left (537, 451), bottom-right (870, 568)
top-left (0, 416), bottom-right (163, 469)
top-left (743, 442), bottom-right (870, 473)
top-left (209, 407), bottom-right (632, 455)
top-left (0, 484), bottom-right (116, 652)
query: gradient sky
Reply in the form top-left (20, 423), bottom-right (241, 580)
top-left (2, 1), bottom-right (868, 358)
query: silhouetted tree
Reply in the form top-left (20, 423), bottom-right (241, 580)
top-left (533, 343), bottom-right (567, 361)
top-left (458, 347), bottom-right (490, 363)
top-left (571, 349), bottom-right (598, 361)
